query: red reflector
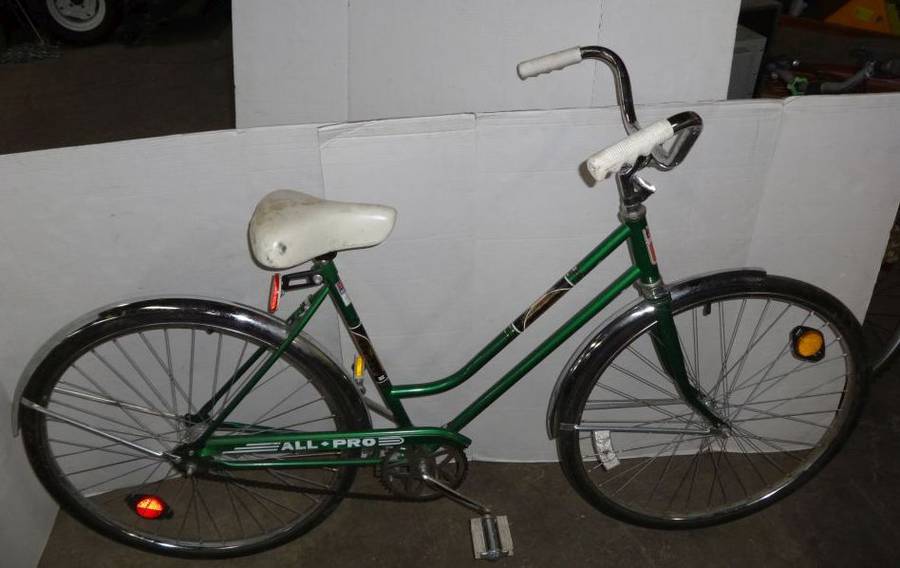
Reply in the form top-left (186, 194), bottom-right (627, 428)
top-left (268, 273), bottom-right (281, 313)
top-left (134, 495), bottom-right (167, 519)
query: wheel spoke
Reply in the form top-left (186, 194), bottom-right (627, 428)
top-left (220, 340), bottom-right (250, 410)
top-left (240, 383), bottom-right (315, 433)
top-left (571, 292), bottom-right (859, 524)
top-left (194, 479), bottom-right (225, 544)
top-left (68, 364), bottom-right (175, 448)
top-left (139, 330), bottom-right (196, 415)
top-left (79, 460), bottom-right (159, 494)
top-left (28, 318), bottom-right (351, 553)
top-left (91, 349), bottom-right (180, 432)
top-left (584, 384), bottom-right (693, 427)
top-left (112, 339), bottom-right (179, 420)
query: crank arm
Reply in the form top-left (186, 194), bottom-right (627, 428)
top-left (420, 472), bottom-right (492, 516)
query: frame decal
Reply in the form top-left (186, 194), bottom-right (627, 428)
top-left (222, 436), bottom-right (404, 454)
top-left (335, 279), bottom-right (352, 306)
top-left (349, 322), bottom-right (388, 383)
top-left (510, 274), bottom-right (575, 334)
top-left (642, 227), bottom-right (657, 265)
top-left (348, 322), bottom-right (387, 383)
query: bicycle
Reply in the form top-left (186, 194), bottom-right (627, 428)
top-left (11, 45), bottom-right (870, 560)
top-left (764, 50), bottom-right (900, 97)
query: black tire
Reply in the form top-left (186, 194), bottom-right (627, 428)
top-left (19, 298), bottom-right (370, 558)
top-left (865, 265), bottom-right (900, 377)
top-left (29, 0), bottom-right (122, 45)
top-left (556, 274), bottom-right (868, 528)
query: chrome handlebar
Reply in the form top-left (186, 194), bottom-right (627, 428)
top-left (577, 46), bottom-right (702, 173)
top-left (517, 45), bottom-right (703, 174)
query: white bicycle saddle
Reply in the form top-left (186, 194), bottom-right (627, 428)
top-left (248, 190), bottom-right (397, 270)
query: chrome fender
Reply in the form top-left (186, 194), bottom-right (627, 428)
top-left (12, 296), bottom-right (371, 435)
top-left (545, 269), bottom-right (767, 439)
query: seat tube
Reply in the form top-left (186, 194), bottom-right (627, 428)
top-left (316, 259), bottom-right (413, 427)
top-left (620, 189), bottom-right (726, 428)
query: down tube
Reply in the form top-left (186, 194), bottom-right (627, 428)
top-left (391, 223), bottom-right (632, 399)
top-left (446, 266), bottom-right (641, 433)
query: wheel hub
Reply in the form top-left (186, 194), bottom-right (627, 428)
top-left (710, 425), bottom-right (732, 440)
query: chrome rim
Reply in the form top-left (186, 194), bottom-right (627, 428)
top-left (38, 324), bottom-right (345, 551)
top-left (572, 295), bottom-right (854, 522)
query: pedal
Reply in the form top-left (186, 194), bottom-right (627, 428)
top-left (470, 515), bottom-right (513, 561)
top-left (418, 470), bottom-right (512, 559)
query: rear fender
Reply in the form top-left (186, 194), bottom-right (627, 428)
top-left (12, 296), bottom-right (371, 435)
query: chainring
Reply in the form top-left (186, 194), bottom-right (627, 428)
top-left (379, 444), bottom-right (468, 501)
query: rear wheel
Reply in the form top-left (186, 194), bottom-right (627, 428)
top-left (20, 300), bottom-right (368, 557)
top-left (557, 275), bottom-right (867, 527)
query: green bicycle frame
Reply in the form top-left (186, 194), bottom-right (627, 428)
top-left (194, 208), bottom-right (715, 467)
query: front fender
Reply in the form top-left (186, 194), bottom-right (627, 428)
top-left (545, 268), bottom-right (767, 439)
top-left (12, 296), bottom-right (370, 435)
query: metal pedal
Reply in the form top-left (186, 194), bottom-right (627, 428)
top-left (417, 472), bottom-right (513, 560)
top-left (470, 515), bottom-right (513, 561)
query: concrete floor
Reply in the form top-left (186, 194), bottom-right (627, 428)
top-left (4, 10), bottom-right (900, 568)
top-left (36, 383), bottom-right (900, 568)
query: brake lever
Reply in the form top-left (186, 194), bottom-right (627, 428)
top-left (632, 175), bottom-right (657, 203)
top-left (650, 111), bottom-right (703, 171)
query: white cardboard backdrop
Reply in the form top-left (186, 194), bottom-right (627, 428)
top-left (232, 0), bottom-right (741, 127)
top-left (316, 98), bottom-right (834, 460)
top-left (2, 93), bottom-right (899, 562)
top-left (748, 95), bottom-right (900, 300)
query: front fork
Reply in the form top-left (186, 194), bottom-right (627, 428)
top-left (646, 293), bottom-right (727, 429)
top-left (620, 170), bottom-right (727, 430)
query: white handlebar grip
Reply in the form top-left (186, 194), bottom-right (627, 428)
top-left (586, 120), bottom-right (676, 181)
top-left (517, 47), bottom-right (583, 79)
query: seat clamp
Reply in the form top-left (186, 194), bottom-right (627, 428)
top-left (282, 269), bottom-right (324, 291)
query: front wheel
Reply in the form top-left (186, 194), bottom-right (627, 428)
top-left (556, 274), bottom-right (867, 528)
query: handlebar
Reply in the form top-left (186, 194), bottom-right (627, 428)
top-left (585, 119), bottom-right (674, 181)
top-left (518, 46), bottom-right (640, 134)
top-left (517, 47), bottom-right (583, 79)
top-left (517, 45), bottom-right (703, 178)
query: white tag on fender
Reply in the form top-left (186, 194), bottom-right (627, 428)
top-left (592, 431), bottom-right (620, 470)
top-left (642, 227), bottom-right (658, 265)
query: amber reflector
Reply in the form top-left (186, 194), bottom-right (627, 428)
top-left (791, 326), bottom-right (825, 361)
top-left (268, 273), bottom-right (281, 313)
top-left (134, 495), bottom-right (167, 520)
top-left (353, 354), bottom-right (366, 378)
